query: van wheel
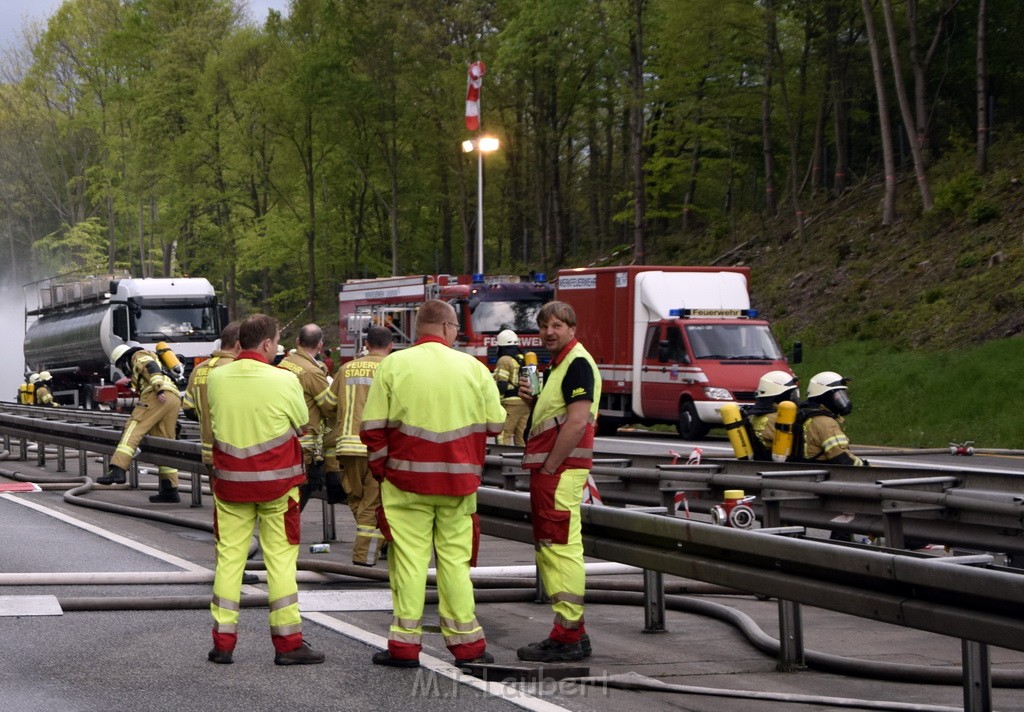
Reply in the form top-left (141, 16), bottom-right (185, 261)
top-left (677, 401), bottom-right (710, 440)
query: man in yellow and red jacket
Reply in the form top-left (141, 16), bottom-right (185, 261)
top-left (517, 300), bottom-right (601, 663)
top-left (360, 299), bottom-right (505, 668)
top-left (205, 314), bottom-right (323, 666)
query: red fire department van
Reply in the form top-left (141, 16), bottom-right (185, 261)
top-left (555, 266), bottom-right (798, 439)
top-left (337, 273), bottom-right (554, 366)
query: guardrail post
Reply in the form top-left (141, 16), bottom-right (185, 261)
top-left (962, 640), bottom-right (992, 712)
top-left (19, 436), bottom-right (27, 461)
top-left (56, 444), bottom-right (66, 473)
top-left (190, 470), bottom-right (202, 508)
top-left (322, 500), bottom-right (336, 542)
top-left (882, 510), bottom-right (907, 550)
top-left (777, 599), bottom-right (805, 671)
top-left (642, 569), bottom-right (666, 633)
top-left (129, 460), bottom-right (139, 489)
top-left (36, 438), bottom-right (46, 467)
top-left (79, 447), bottom-right (88, 478)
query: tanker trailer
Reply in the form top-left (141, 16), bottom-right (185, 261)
top-left (23, 274), bottom-right (225, 408)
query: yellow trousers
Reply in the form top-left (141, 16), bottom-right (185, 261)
top-left (210, 488), bottom-right (304, 654)
top-left (532, 468), bottom-right (587, 642)
top-left (379, 479), bottom-right (485, 662)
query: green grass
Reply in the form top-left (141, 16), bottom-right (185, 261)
top-left (792, 338), bottom-right (1024, 449)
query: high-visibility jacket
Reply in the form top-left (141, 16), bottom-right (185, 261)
top-left (360, 335), bottom-right (505, 496)
top-left (183, 350), bottom-right (236, 465)
top-left (522, 339), bottom-right (601, 472)
top-left (126, 349), bottom-right (178, 399)
top-left (279, 350), bottom-right (336, 458)
top-left (330, 353), bottom-right (385, 457)
top-left (207, 351), bottom-right (308, 502)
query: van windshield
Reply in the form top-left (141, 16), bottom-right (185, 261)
top-left (685, 323), bottom-right (784, 360)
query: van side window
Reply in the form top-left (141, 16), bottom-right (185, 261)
top-left (644, 326), bottom-right (660, 359)
top-left (665, 326), bottom-right (686, 362)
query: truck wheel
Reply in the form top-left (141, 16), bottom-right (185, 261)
top-left (677, 401), bottom-right (710, 440)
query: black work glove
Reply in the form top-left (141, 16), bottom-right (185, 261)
top-left (325, 470), bottom-right (347, 504)
top-left (306, 460), bottom-right (325, 491)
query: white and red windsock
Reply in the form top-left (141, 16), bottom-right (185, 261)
top-left (465, 61), bottom-right (487, 131)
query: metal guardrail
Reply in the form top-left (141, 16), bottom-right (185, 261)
top-left (2, 408), bottom-right (1021, 708)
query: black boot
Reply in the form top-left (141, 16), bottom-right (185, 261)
top-left (96, 465), bottom-right (127, 485)
top-left (149, 479), bottom-right (180, 503)
top-left (325, 471), bottom-right (347, 504)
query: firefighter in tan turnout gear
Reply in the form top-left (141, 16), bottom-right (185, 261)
top-left (325, 325), bottom-right (393, 566)
top-left (794, 371), bottom-right (866, 466)
top-left (182, 322), bottom-right (242, 470)
top-left (33, 372), bottom-right (60, 407)
top-left (493, 329), bottom-right (530, 446)
top-left (278, 324), bottom-right (337, 511)
top-left (96, 341), bottom-right (183, 502)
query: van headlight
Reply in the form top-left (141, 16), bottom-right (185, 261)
top-left (703, 387), bottom-right (733, 401)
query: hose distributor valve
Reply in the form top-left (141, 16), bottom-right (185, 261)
top-left (710, 489), bottom-right (756, 529)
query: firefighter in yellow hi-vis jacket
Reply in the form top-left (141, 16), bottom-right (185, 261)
top-left (278, 324), bottom-right (337, 511)
top-left (518, 300), bottom-right (602, 663)
top-left (205, 313), bottom-right (323, 666)
top-left (182, 322), bottom-right (241, 471)
top-left (96, 341), bottom-right (183, 502)
top-left (326, 325), bottom-right (393, 566)
top-left (493, 329), bottom-right (530, 446)
top-left (360, 300), bottom-right (505, 668)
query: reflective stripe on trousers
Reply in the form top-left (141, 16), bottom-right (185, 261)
top-left (534, 468), bottom-right (588, 633)
top-left (210, 487), bottom-right (303, 653)
top-left (379, 479), bottom-right (485, 661)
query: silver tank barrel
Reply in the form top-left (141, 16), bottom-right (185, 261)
top-left (24, 304), bottom-right (110, 371)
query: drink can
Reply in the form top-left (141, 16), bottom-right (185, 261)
top-left (309, 543), bottom-right (330, 554)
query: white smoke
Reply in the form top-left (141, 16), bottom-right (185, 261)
top-left (1, 281), bottom-right (27, 401)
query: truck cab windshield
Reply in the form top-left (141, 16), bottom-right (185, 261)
top-left (471, 300), bottom-right (547, 334)
top-left (134, 306), bottom-right (218, 342)
top-left (684, 323), bottom-right (784, 361)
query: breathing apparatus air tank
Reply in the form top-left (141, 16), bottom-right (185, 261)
top-left (523, 351), bottom-right (541, 395)
top-left (720, 403), bottom-right (753, 460)
top-left (155, 341), bottom-right (186, 385)
top-left (772, 400), bottom-right (797, 462)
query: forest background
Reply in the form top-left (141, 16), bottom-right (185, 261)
top-left (1, 0), bottom-right (1022, 448)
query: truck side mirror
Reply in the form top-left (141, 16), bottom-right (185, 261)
top-left (791, 341), bottom-right (803, 364)
top-left (112, 307), bottom-right (129, 340)
top-left (218, 304), bottom-right (229, 330)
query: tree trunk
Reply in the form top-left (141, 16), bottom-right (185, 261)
top-left (976, 0), bottom-right (988, 174)
top-left (861, 0), bottom-right (898, 225)
top-left (761, 0), bottom-right (778, 216)
top-left (305, 112), bottom-right (316, 321)
top-left (629, 0), bottom-right (647, 265)
top-left (881, 0), bottom-right (933, 211)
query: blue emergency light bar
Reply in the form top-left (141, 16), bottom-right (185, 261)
top-left (670, 308), bottom-right (758, 318)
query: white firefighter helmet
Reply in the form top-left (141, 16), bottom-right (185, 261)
top-left (807, 370), bottom-right (852, 416)
top-left (39, 371), bottom-right (52, 382)
top-left (28, 372), bottom-right (40, 384)
top-left (806, 371), bottom-right (849, 399)
top-left (109, 341), bottom-right (140, 366)
top-left (496, 329), bottom-right (518, 347)
top-left (755, 370), bottom-right (799, 400)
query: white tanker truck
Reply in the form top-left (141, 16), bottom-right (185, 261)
top-left (22, 273), bottom-right (226, 408)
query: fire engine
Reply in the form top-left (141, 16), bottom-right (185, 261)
top-left (337, 273), bottom-right (553, 365)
